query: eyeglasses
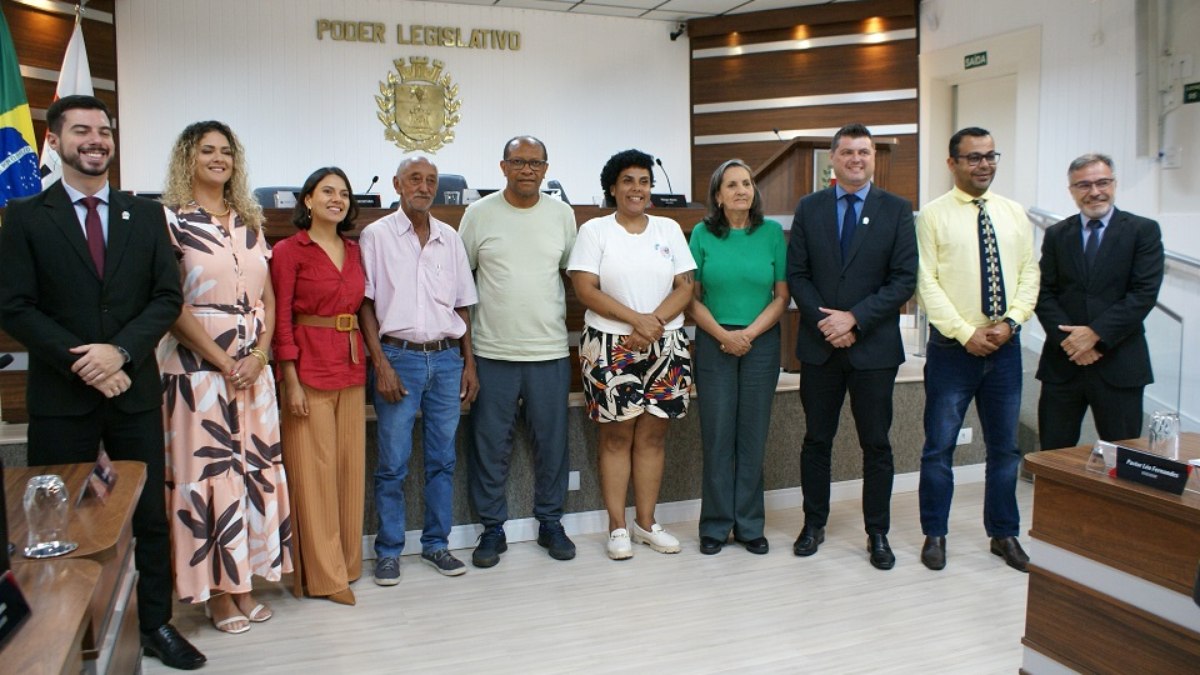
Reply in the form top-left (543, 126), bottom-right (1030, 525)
top-left (505, 159), bottom-right (548, 170)
top-left (955, 152), bottom-right (1002, 166)
top-left (1069, 178), bottom-right (1115, 192)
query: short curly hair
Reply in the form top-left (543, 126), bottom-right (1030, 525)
top-left (599, 149), bottom-right (655, 207)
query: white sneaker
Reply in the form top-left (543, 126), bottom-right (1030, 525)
top-left (631, 521), bottom-right (681, 554)
top-left (607, 528), bottom-right (633, 560)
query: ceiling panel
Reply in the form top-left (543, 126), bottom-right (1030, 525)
top-left (495, 0), bottom-right (574, 10)
top-left (654, 0), bottom-right (747, 15)
top-left (421, 0), bottom-right (863, 20)
top-left (575, 0), bottom-right (669, 10)
top-left (640, 9), bottom-right (713, 21)
top-left (567, 4), bottom-right (650, 17)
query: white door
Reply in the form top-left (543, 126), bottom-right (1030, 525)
top-left (953, 74), bottom-right (1018, 200)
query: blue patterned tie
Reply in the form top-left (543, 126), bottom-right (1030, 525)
top-left (840, 193), bottom-right (859, 262)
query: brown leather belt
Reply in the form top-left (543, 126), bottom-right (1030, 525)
top-left (295, 313), bottom-right (360, 363)
top-left (381, 335), bottom-right (459, 352)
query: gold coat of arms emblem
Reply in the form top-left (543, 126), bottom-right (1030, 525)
top-left (376, 57), bottom-right (461, 153)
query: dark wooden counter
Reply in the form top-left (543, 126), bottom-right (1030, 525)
top-left (1021, 433), bottom-right (1200, 673)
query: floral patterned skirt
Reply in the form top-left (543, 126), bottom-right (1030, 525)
top-left (579, 326), bottom-right (692, 423)
top-left (161, 355), bottom-right (293, 603)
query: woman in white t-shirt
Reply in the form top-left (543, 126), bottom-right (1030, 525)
top-left (566, 149), bottom-right (696, 560)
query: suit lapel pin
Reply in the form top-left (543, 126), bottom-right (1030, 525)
top-left (862, 217), bottom-right (870, 225)
top-left (122, 211), bottom-right (130, 220)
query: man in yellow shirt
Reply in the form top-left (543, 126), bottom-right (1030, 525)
top-left (915, 127), bottom-right (1039, 573)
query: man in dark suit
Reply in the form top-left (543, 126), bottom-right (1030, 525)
top-left (1035, 153), bottom-right (1164, 450)
top-left (786, 123), bottom-right (918, 569)
top-left (0, 96), bottom-right (204, 669)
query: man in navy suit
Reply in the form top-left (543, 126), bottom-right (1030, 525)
top-left (0, 95), bottom-right (204, 669)
top-left (1035, 153), bottom-right (1164, 449)
top-left (786, 123), bottom-right (918, 569)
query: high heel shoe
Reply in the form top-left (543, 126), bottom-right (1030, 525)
top-left (327, 588), bottom-right (356, 606)
top-left (204, 596), bottom-right (250, 635)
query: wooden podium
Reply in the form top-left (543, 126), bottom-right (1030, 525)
top-left (3, 461), bottom-right (146, 675)
top-left (1021, 434), bottom-right (1200, 672)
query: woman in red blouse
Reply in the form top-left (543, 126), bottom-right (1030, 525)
top-left (271, 167), bottom-right (366, 605)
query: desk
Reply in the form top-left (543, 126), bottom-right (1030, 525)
top-left (3, 559), bottom-right (102, 675)
top-left (5, 461), bottom-right (145, 674)
top-left (1021, 433), bottom-right (1200, 673)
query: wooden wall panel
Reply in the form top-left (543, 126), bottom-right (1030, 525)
top-left (687, 0), bottom-right (918, 212)
top-left (3, 0), bottom-right (121, 185)
top-left (693, 99), bottom-right (918, 136)
top-left (693, 134), bottom-right (917, 213)
top-left (688, 0), bottom-right (916, 38)
top-left (691, 41), bottom-right (918, 105)
top-left (691, 16), bottom-right (916, 51)
top-left (2, 4), bottom-right (116, 80)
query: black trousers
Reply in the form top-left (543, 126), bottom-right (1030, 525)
top-left (1037, 368), bottom-right (1145, 450)
top-left (799, 350), bottom-right (898, 535)
top-left (27, 403), bottom-right (171, 632)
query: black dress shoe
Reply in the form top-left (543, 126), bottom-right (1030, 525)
top-left (990, 536), bottom-right (1030, 573)
top-left (921, 536), bottom-right (946, 571)
top-left (737, 537), bottom-right (769, 555)
top-left (699, 536), bottom-right (724, 555)
top-left (142, 623), bottom-right (207, 670)
top-left (792, 526), bottom-right (825, 557)
top-left (867, 534), bottom-right (895, 570)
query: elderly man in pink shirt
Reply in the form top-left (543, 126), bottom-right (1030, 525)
top-left (359, 155), bottom-right (479, 584)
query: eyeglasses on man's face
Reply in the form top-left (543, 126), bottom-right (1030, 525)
top-left (505, 159), bottom-right (548, 170)
top-left (1069, 178), bottom-right (1115, 192)
top-left (954, 152), bottom-right (1002, 167)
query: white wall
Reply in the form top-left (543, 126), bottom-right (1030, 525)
top-left (114, 0), bottom-right (692, 205)
top-left (920, 0), bottom-right (1200, 428)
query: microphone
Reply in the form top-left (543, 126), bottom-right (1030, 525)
top-left (0, 354), bottom-right (13, 369)
top-left (654, 158), bottom-right (674, 195)
top-left (364, 175), bottom-right (379, 194)
top-left (773, 128), bottom-right (784, 141)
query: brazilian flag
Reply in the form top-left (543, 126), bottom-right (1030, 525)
top-left (0, 12), bottom-right (39, 206)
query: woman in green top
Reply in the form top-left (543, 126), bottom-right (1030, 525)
top-left (688, 159), bottom-right (789, 555)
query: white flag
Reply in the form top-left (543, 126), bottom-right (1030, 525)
top-left (39, 20), bottom-right (94, 189)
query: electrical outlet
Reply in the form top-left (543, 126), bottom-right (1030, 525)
top-left (568, 471), bottom-right (580, 491)
top-left (957, 427), bottom-right (973, 445)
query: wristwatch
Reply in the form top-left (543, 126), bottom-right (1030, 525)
top-left (1003, 318), bottom-right (1020, 335)
top-left (116, 345), bottom-right (132, 364)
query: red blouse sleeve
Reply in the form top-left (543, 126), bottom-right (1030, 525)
top-left (269, 238), bottom-right (301, 362)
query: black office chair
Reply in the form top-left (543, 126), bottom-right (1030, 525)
top-left (547, 179), bottom-right (570, 205)
top-left (433, 174), bottom-right (468, 205)
top-left (252, 186), bottom-right (301, 209)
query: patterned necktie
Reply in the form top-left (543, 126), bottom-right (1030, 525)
top-left (973, 198), bottom-right (1006, 322)
top-left (80, 196), bottom-right (106, 276)
top-left (840, 193), bottom-right (859, 262)
top-left (1084, 219), bottom-right (1103, 269)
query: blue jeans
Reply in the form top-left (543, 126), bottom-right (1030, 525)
top-left (372, 344), bottom-right (463, 557)
top-left (918, 329), bottom-right (1023, 538)
top-left (467, 356), bottom-right (571, 527)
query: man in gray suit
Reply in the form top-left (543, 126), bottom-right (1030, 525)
top-left (786, 123), bottom-right (918, 570)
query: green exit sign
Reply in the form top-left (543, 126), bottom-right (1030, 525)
top-left (964, 51), bottom-right (988, 69)
top-left (1185, 82), bottom-right (1200, 104)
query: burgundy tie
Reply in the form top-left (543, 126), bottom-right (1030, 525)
top-left (80, 196), bottom-right (105, 276)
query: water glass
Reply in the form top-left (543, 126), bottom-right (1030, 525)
top-left (22, 474), bottom-right (78, 559)
top-left (1148, 410), bottom-right (1181, 460)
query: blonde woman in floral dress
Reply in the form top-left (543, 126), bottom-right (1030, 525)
top-left (158, 121), bottom-right (292, 635)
